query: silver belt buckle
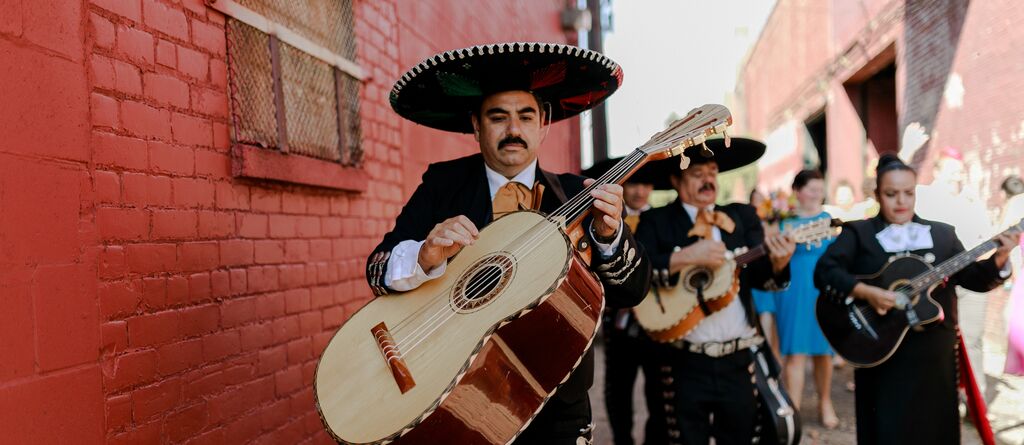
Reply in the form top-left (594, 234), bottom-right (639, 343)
top-left (704, 342), bottom-right (723, 357)
top-left (722, 340), bottom-right (736, 355)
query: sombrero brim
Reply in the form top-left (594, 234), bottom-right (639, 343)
top-left (582, 157), bottom-right (660, 185)
top-left (390, 42), bottom-right (623, 133)
top-left (647, 137), bottom-right (766, 190)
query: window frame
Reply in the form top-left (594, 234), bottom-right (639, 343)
top-left (211, 0), bottom-right (368, 192)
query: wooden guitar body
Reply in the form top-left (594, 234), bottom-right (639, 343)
top-left (816, 254), bottom-right (944, 367)
top-left (633, 262), bottom-right (740, 342)
top-left (314, 211), bottom-right (604, 444)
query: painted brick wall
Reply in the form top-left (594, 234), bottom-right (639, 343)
top-left (740, 0), bottom-right (1024, 212)
top-left (0, 0), bottom-right (579, 443)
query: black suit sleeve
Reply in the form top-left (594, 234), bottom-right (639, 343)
top-left (946, 226), bottom-right (1006, 293)
top-left (634, 209), bottom-right (670, 284)
top-left (813, 222), bottom-right (863, 302)
top-left (589, 221), bottom-right (651, 309)
top-left (738, 205), bottom-right (790, 291)
top-left (365, 164), bottom-right (443, 296)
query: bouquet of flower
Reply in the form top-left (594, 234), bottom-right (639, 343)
top-left (757, 190), bottom-right (797, 224)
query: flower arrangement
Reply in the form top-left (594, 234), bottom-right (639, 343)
top-left (757, 190), bottom-right (797, 224)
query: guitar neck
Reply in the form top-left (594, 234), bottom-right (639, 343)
top-left (549, 150), bottom-right (648, 228)
top-left (735, 245), bottom-right (767, 266)
top-left (906, 233), bottom-right (1006, 295)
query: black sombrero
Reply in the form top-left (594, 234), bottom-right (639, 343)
top-left (582, 157), bottom-right (660, 185)
top-left (646, 137), bottom-right (766, 190)
top-left (389, 42), bottom-right (623, 133)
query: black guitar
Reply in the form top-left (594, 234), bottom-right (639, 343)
top-left (817, 220), bottom-right (1023, 368)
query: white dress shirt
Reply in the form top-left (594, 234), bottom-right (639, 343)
top-left (679, 202), bottom-right (758, 343)
top-left (384, 160), bottom-right (621, 291)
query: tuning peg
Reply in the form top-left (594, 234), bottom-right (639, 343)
top-left (679, 154), bottom-right (691, 170)
top-left (723, 129), bottom-right (731, 148)
top-left (700, 141), bottom-right (713, 158)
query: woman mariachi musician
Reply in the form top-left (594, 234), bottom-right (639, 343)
top-left (813, 154), bottom-right (1020, 444)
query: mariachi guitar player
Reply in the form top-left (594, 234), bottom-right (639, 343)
top-left (634, 138), bottom-right (796, 444)
top-left (814, 153), bottom-right (1020, 445)
top-left (365, 43), bottom-right (650, 444)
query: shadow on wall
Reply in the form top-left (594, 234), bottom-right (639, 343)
top-left (900, 0), bottom-right (970, 166)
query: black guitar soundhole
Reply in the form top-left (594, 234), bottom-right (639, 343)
top-left (452, 252), bottom-right (516, 313)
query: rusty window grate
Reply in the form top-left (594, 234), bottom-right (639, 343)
top-left (224, 0), bottom-right (362, 166)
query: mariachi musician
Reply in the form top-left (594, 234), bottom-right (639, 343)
top-left (366, 42), bottom-right (650, 444)
top-left (635, 138), bottom-right (796, 445)
top-left (813, 154), bottom-right (1019, 444)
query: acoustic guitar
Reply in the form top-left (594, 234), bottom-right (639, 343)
top-left (817, 219), bottom-right (1024, 367)
top-left (314, 105), bottom-right (733, 444)
top-left (635, 217), bottom-right (839, 342)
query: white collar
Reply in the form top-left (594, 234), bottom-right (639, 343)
top-left (680, 201), bottom-right (715, 220)
top-left (876, 221), bottom-right (934, 253)
top-left (484, 159), bottom-right (537, 200)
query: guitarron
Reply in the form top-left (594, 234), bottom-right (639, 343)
top-left (315, 105), bottom-right (733, 444)
top-left (634, 217), bottom-right (839, 342)
top-left (817, 218), bottom-right (1024, 367)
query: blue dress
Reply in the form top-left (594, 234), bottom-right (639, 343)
top-left (776, 211), bottom-right (834, 356)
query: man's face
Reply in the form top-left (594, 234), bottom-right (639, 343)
top-left (471, 91), bottom-right (545, 177)
top-left (671, 161), bottom-right (719, 208)
top-left (623, 183), bottom-right (653, 211)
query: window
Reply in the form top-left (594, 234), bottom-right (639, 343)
top-left (213, 0), bottom-right (367, 191)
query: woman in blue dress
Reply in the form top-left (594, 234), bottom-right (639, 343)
top-left (775, 169), bottom-right (839, 429)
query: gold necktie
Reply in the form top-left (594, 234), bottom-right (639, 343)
top-left (492, 182), bottom-right (533, 219)
top-left (688, 208), bottom-right (736, 239)
top-left (624, 214), bottom-right (641, 232)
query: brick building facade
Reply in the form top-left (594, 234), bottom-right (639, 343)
top-left (0, 1), bottom-right (581, 443)
top-left (739, 0), bottom-right (1023, 209)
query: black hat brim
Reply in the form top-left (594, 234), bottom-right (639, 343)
top-left (646, 137), bottom-right (766, 190)
top-left (389, 42), bottom-right (623, 133)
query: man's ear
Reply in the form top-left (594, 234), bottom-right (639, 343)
top-left (471, 114), bottom-right (480, 142)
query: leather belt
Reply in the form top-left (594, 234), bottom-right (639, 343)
top-left (671, 336), bottom-right (764, 358)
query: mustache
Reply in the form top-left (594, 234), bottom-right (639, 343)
top-left (498, 136), bottom-right (528, 149)
top-left (699, 182), bottom-right (716, 192)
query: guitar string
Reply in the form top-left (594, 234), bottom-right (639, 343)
top-left (846, 225), bottom-right (1019, 327)
top-left (391, 149), bottom-right (651, 354)
top-left (396, 149), bottom-right (651, 354)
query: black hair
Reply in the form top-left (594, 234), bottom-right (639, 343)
top-left (471, 90), bottom-right (547, 120)
top-left (875, 153), bottom-right (916, 190)
top-left (1003, 174), bottom-right (1024, 197)
top-left (792, 169), bottom-right (824, 191)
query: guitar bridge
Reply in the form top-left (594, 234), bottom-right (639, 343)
top-left (371, 322), bottom-right (416, 394)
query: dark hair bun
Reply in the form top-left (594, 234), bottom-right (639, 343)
top-left (876, 153), bottom-right (906, 174)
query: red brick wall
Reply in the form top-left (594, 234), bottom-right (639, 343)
top-left (0, 1), bottom-right (579, 443)
top-left (740, 0), bottom-right (1024, 210)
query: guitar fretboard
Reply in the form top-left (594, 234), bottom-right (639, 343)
top-left (905, 223), bottom-right (1022, 295)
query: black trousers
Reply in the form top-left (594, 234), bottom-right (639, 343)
top-left (513, 396), bottom-right (592, 445)
top-left (644, 346), bottom-right (757, 445)
top-left (603, 320), bottom-right (654, 445)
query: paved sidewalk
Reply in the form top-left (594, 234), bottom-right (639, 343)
top-left (588, 333), bottom-right (1024, 445)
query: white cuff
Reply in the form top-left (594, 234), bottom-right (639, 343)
top-left (591, 220), bottom-right (622, 258)
top-left (385, 240), bottom-right (447, 292)
top-left (999, 259), bottom-right (1013, 279)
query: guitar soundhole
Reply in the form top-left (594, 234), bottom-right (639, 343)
top-left (683, 268), bottom-right (713, 292)
top-left (452, 252), bottom-right (517, 313)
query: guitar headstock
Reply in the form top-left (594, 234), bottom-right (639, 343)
top-left (787, 218), bottom-right (842, 248)
top-left (639, 104), bottom-right (733, 164)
